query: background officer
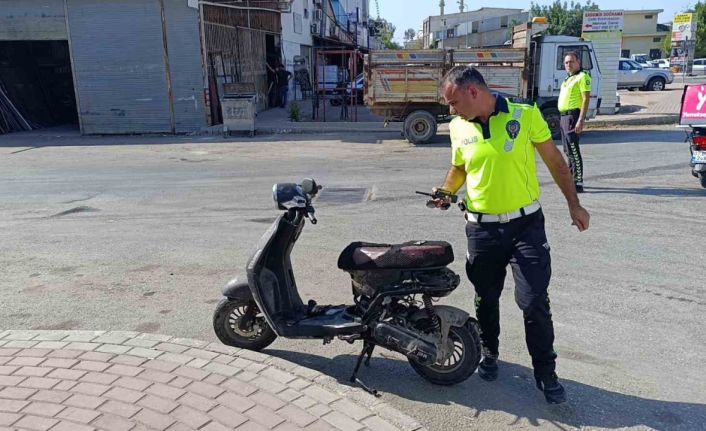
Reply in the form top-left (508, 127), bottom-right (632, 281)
top-left (558, 52), bottom-right (592, 193)
top-left (433, 66), bottom-right (590, 404)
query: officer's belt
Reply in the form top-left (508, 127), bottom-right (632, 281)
top-left (465, 201), bottom-right (541, 224)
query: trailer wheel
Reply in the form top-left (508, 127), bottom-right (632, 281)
top-left (404, 110), bottom-right (437, 145)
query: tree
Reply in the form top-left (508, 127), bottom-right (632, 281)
top-left (370, 18), bottom-right (402, 49)
top-left (530, 0), bottom-right (599, 37)
top-left (662, 25), bottom-right (672, 58)
top-left (692, 3), bottom-right (706, 57)
top-left (404, 28), bottom-right (417, 43)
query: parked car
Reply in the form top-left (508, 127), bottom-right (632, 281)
top-left (630, 53), bottom-right (651, 68)
top-left (693, 58), bottom-right (706, 75)
top-left (618, 58), bottom-right (673, 91)
top-left (649, 58), bottom-right (671, 69)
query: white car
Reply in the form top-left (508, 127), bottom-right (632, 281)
top-left (693, 58), bottom-right (706, 75)
top-left (649, 59), bottom-right (671, 69)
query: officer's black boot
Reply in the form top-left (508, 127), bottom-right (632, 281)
top-left (478, 348), bottom-right (498, 381)
top-left (535, 372), bottom-right (566, 404)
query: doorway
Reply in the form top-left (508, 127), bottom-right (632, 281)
top-left (0, 40), bottom-right (78, 134)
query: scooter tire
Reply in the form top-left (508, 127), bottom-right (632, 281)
top-left (408, 319), bottom-right (481, 386)
top-left (213, 298), bottom-right (277, 351)
top-left (699, 173), bottom-right (706, 188)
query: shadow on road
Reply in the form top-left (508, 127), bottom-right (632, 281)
top-left (583, 185), bottom-right (706, 197)
top-left (582, 129), bottom-right (686, 145)
top-left (267, 349), bottom-right (705, 430)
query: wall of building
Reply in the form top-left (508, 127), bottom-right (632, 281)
top-left (423, 8), bottom-right (523, 48)
top-left (622, 36), bottom-right (664, 58)
top-left (0, 0), bottom-right (67, 41)
top-left (281, 0), bottom-right (314, 98)
top-left (623, 11), bottom-right (660, 35)
top-left (622, 10), bottom-right (667, 59)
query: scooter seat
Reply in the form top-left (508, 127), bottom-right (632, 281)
top-left (337, 240), bottom-right (454, 271)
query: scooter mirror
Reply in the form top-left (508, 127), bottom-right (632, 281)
top-left (301, 178), bottom-right (319, 196)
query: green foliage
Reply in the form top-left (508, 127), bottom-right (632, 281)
top-left (371, 18), bottom-right (402, 49)
top-left (662, 26), bottom-right (672, 58)
top-left (404, 28), bottom-right (417, 42)
top-left (530, 0), bottom-right (600, 37)
top-left (693, 4), bottom-right (706, 58)
top-left (288, 101), bottom-right (301, 122)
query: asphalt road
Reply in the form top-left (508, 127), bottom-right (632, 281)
top-left (1, 127), bottom-right (705, 430)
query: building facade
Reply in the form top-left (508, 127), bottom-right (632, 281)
top-left (621, 9), bottom-right (669, 59)
top-left (0, 0), bottom-right (206, 135)
top-left (422, 7), bottom-right (527, 49)
top-left (280, 0), bottom-right (374, 100)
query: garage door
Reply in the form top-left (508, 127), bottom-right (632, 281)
top-left (66, 0), bottom-right (204, 134)
top-left (0, 0), bottom-right (67, 41)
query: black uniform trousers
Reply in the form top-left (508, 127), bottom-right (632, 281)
top-left (465, 209), bottom-right (557, 377)
top-left (559, 109), bottom-right (584, 185)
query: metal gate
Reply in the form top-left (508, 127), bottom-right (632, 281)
top-left (65, 0), bottom-right (204, 134)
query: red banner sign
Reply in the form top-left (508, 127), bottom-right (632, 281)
top-left (680, 85), bottom-right (706, 125)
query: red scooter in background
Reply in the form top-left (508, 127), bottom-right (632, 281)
top-left (679, 85), bottom-right (706, 188)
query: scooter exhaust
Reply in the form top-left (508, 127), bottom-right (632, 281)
top-left (372, 322), bottom-right (438, 366)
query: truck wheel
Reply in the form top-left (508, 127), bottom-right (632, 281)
top-left (541, 107), bottom-right (561, 140)
top-left (647, 77), bottom-right (666, 91)
top-left (404, 110), bottom-right (437, 145)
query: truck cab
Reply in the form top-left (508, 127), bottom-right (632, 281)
top-left (532, 36), bottom-right (602, 137)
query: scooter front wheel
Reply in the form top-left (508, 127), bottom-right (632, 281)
top-left (408, 319), bottom-right (481, 385)
top-left (213, 298), bottom-right (277, 351)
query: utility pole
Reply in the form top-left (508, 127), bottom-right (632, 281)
top-left (439, 0), bottom-right (445, 16)
top-left (458, 0), bottom-right (465, 13)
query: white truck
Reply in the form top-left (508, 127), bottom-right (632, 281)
top-left (364, 21), bottom-right (602, 144)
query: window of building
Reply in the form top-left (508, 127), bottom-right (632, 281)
top-left (304, 8), bottom-right (309, 19)
top-left (447, 28), bottom-right (455, 38)
top-left (556, 45), bottom-right (594, 70)
top-left (644, 15), bottom-right (653, 19)
top-left (294, 13), bottom-right (303, 34)
top-left (500, 16), bottom-right (508, 28)
top-left (649, 49), bottom-right (661, 59)
top-left (471, 21), bottom-right (478, 34)
top-left (653, 37), bottom-right (661, 43)
top-left (621, 49), bottom-right (630, 58)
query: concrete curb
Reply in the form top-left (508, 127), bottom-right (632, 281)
top-left (0, 330), bottom-right (426, 431)
top-left (586, 114), bottom-right (679, 129)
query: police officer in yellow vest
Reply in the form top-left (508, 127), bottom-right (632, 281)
top-left (432, 66), bottom-right (590, 404)
top-left (558, 52), bottom-right (591, 193)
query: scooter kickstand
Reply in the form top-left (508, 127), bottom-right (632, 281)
top-left (350, 343), bottom-right (380, 397)
top-left (364, 344), bottom-right (374, 367)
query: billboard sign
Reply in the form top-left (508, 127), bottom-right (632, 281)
top-left (582, 10), bottom-right (624, 33)
top-left (673, 13), bottom-right (696, 41)
top-left (680, 85), bottom-right (706, 125)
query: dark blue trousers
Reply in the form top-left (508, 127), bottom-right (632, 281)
top-left (465, 209), bottom-right (557, 376)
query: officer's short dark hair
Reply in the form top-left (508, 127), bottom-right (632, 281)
top-left (442, 66), bottom-right (487, 89)
top-left (564, 51), bottom-right (581, 63)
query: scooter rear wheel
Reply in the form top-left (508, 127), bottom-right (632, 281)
top-left (699, 173), bottom-right (706, 188)
top-left (408, 319), bottom-right (481, 385)
top-left (213, 298), bottom-right (277, 351)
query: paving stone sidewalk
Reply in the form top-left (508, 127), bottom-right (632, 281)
top-left (0, 330), bottom-right (425, 431)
